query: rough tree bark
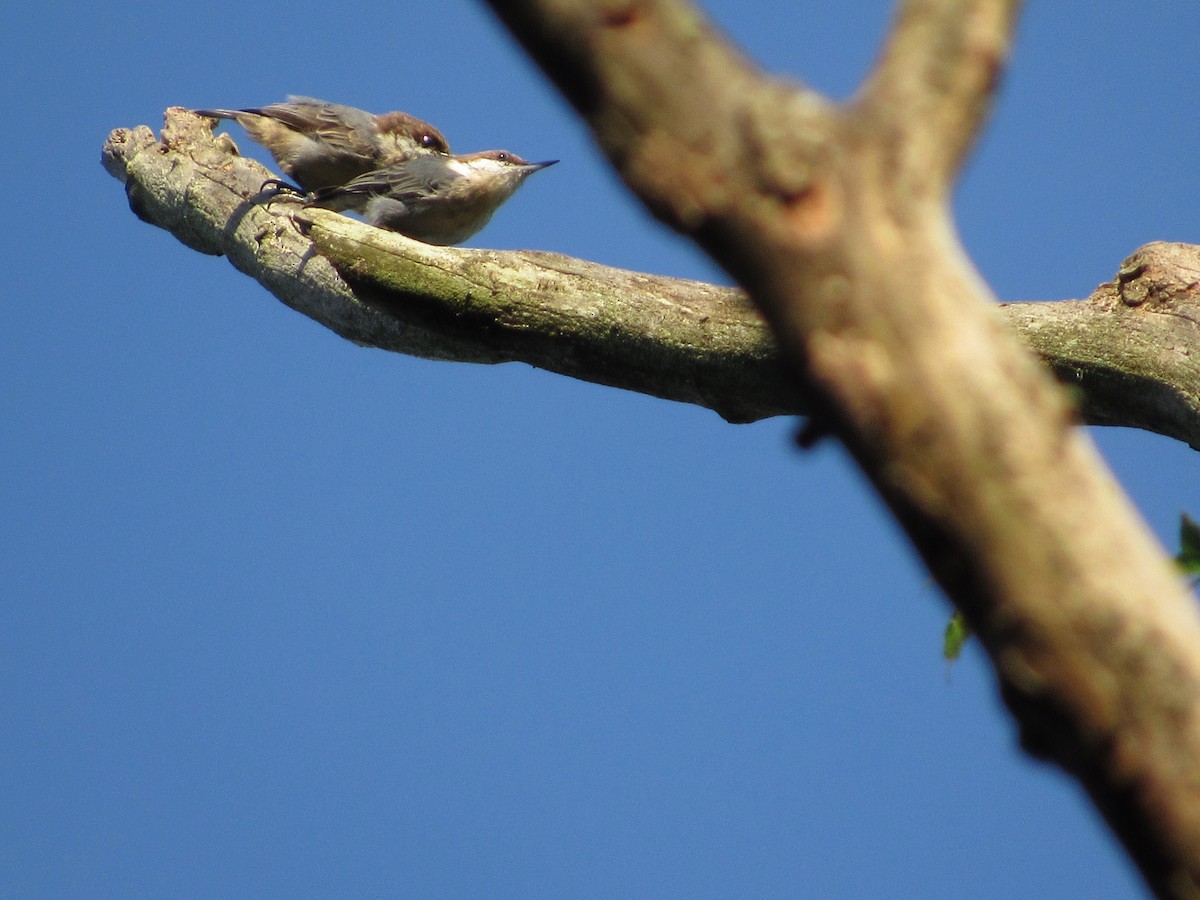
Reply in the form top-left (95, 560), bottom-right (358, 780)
top-left (101, 2), bottom-right (1200, 895)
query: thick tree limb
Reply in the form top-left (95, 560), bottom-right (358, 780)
top-left (477, 0), bottom-right (1200, 896)
top-left (102, 109), bottom-right (1200, 445)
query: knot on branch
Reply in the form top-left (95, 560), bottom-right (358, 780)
top-left (1115, 242), bottom-right (1200, 309)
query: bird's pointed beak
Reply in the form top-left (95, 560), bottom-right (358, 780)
top-left (527, 160), bottom-right (559, 172)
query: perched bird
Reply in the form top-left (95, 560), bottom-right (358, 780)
top-left (193, 96), bottom-right (450, 192)
top-left (304, 150), bottom-right (557, 245)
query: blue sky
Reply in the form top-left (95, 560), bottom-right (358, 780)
top-left (4, 1), bottom-right (1198, 897)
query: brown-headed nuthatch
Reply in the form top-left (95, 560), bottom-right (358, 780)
top-left (303, 150), bottom-right (558, 245)
top-left (193, 96), bottom-right (450, 192)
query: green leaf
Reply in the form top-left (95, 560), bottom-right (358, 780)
top-left (943, 611), bottom-right (971, 661)
top-left (1178, 513), bottom-right (1200, 576)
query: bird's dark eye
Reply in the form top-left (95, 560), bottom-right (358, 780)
top-left (496, 152), bottom-right (508, 162)
top-left (421, 133), bottom-right (447, 152)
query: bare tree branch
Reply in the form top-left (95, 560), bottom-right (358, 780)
top-left (857, 0), bottom-right (1023, 188)
top-left (478, 0), bottom-right (1200, 895)
top-left (103, 110), bottom-right (800, 423)
top-left (102, 109), bottom-right (1200, 447)
top-left (1007, 243), bottom-right (1200, 449)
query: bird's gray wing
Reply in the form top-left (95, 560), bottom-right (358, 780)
top-left (321, 159), bottom-right (458, 204)
top-left (249, 96), bottom-right (379, 157)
